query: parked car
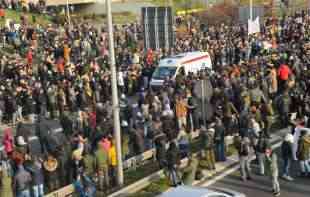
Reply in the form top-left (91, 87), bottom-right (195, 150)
top-left (159, 186), bottom-right (246, 197)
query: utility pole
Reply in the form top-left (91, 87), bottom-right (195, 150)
top-left (249, 0), bottom-right (253, 21)
top-left (66, 0), bottom-right (71, 25)
top-left (106, 0), bottom-right (124, 186)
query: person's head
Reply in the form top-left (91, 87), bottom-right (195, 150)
top-left (300, 130), bottom-right (308, 137)
top-left (265, 148), bottom-right (272, 157)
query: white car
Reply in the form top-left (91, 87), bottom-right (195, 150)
top-left (159, 186), bottom-right (246, 197)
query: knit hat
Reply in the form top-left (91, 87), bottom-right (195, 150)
top-left (17, 136), bottom-right (27, 146)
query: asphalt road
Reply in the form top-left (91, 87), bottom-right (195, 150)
top-left (211, 148), bottom-right (310, 197)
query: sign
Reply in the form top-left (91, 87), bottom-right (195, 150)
top-left (248, 17), bottom-right (260, 35)
top-left (45, 184), bottom-right (75, 197)
top-left (142, 7), bottom-right (174, 50)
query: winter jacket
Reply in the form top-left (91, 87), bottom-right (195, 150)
top-left (94, 147), bottom-right (109, 172)
top-left (166, 143), bottom-right (180, 169)
top-left (108, 145), bottom-right (117, 167)
top-left (24, 161), bottom-right (44, 186)
top-left (256, 136), bottom-right (269, 153)
top-left (83, 154), bottom-right (95, 176)
top-left (2, 128), bottom-right (14, 154)
top-left (13, 165), bottom-right (32, 192)
top-left (265, 153), bottom-right (279, 177)
top-left (201, 130), bottom-right (214, 150)
top-left (281, 141), bottom-right (293, 160)
top-left (0, 168), bottom-right (13, 197)
top-left (297, 135), bottom-right (310, 161)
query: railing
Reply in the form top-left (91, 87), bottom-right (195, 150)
top-left (44, 131), bottom-right (202, 196)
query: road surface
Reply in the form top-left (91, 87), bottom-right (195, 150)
top-left (211, 148), bottom-right (310, 197)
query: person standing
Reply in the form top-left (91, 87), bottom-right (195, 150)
top-left (237, 136), bottom-right (252, 182)
top-left (278, 90), bottom-right (291, 128)
top-left (175, 94), bottom-right (188, 132)
top-left (261, 100), bottom-right (274, 138)
top-left (265, 148), bottom-right (280, 197)
top-left (13, 164), bottom-right (32, 197)
top-left (256, 131), bottom-right (270, 175)
top-left (281, 133), bottom-right (294, 181)
top-left (94, 142), bottom-right (109, 191)
top-left (108, 140), bottom-right (117, 187)
top-left (166, 142), bottom-right (181, 187)
top-left (25, 157), bottom-right (44, 197)
top-left (43, 155), bottom-right (59, 192)
top-left (296, 130), bottom-right (310, 176)
top-left (0, 164), bottom-right (14, 197)
top-left (200, 127), bottom-right (216, 170)
top-left (214, 118), bottom-right (226, 162)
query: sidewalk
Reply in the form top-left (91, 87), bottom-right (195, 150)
top-left (109, 127), bottom-right (289, 197)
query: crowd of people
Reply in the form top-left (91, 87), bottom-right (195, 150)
top-left (0, 0), bottom-right (47, 14)
top-left (0, 2), bottom-right (309, 197)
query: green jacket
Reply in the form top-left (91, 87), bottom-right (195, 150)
top-left (182, 157), bottom-right (199, 185)
top-left (94, 148), bottom-right (109, 172)
top-left (83, 154), bottom-right (95, 176)
top-left (297, 136), bottom-right (310, 161)
top-left (265, 153), bottom-right (278, 177)
top-left (0, 170), bottom-right (14, 197)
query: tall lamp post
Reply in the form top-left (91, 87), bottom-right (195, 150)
top-left (106, 0), bottom-right (124, 186)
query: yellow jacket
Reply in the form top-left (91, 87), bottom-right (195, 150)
top-left (109, 145), bottom-right (117, 166)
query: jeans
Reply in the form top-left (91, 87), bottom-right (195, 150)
top-left (299, 160), bottom-right (310, 173)
top-left (271, 176), bottom-right (280, 193)
top-left (167, 166), bottom-right (180, 186)
top-left (16, 190), bottom-right (31, 197)
top-left (17, 106), bottom-right (23, 120)
top-left (240, 156), bottom-right (251, 180)
top-left (33, 184), bottom-right (44, 197)
top-left (258, 153), bottom-right (266, 175)
top-left (215, 142), bottom-right (226, 161)
top-left (283, 158), bottom-right (291, 176)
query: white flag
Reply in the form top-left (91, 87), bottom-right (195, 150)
top-left (295, 17), bottom-right (302, 24)
top-left (248, 17), bottom-right (260, 35)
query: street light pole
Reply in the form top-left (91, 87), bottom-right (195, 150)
top-left (66, 0), bottom-right (71, 25)
top-left (250, 0), bottom-right (253, 21)
top-left (106, 0), bottom-right (124, 186)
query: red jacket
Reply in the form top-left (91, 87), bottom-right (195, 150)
top-left (27, 50), bottom-right (33, 65)
top-left (278, 64), bottom-right (291, 81)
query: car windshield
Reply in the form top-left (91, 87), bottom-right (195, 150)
top-left (152, 66), bottom-right (177, 80)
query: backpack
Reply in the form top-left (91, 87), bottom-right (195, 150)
top-left (240, 142), bottom-right (250, 156)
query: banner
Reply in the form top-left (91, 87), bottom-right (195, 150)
top-left (248, 17), bottom-right (260, 35)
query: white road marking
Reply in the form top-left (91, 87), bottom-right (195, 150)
top-left (200, 140), bottom-right (283, 187)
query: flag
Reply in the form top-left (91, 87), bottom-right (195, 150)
top-left (248, 17), bottom-right (260, 35)
top-left (295, 17), bottom-right (302, 24)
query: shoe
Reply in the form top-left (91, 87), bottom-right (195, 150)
top-left (286, 176), bottom-right (294, 181)
top-left (247, 176), bottom-right (252, 180)
top-left (281, 175), bottom-right (288, 180)
top-left (274, 192), bottom-right (280, 196)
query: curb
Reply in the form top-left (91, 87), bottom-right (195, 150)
top-left (108, 128), bottom-right (289, 197)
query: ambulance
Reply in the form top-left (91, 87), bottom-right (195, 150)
top-left (150, 51), bottom-right (212, 87)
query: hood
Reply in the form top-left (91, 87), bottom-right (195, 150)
top-left (3, 128), bottom-right (13, 140)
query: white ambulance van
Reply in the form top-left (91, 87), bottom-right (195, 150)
top-left (150, 51), bottom-right (212, 87)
